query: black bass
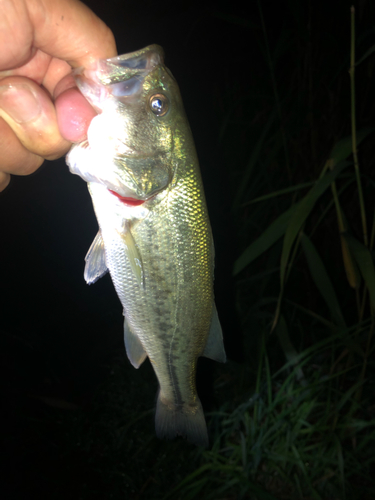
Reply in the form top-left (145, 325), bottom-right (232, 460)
top-left (66, 45), bottom-right (226, 447)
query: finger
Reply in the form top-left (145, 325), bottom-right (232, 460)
top-left (0, 171), bottom-right (11, 192)
top-left (0, 50), bottom-right (73, 97)
top-left (0, 0), bottom-right (34, 70)
top-left (0, 76), bottom-right (71, 164)
top-left (54, 74), bottom-right (97, 142)
top-left (29, 0), bottom-right (117, 69)
top-left (0, 115), bottom-right (43, 180)
top-left (0, 0), bottom-right (117, 73)
top-left (55, 86), bottom-right (97, 142)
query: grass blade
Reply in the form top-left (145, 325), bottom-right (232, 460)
top-left (233, 202), bottom-right (299, 275)
top-left (356, 43), bottom-right (375, 66)
top-left (328, 128), bottom-right (374, 168)
top-left (232, 110), bottom-right (277, 210)
top-left (346, 233), bottom-right (375, 310)
top-left (276, 315), bottom-right (305, 383)
top-left (244, 181), bottom-right (315, 205)
top-left (301, 232), bottom-right (346, 327)
top-left (280, 161), bottom-right (349, 289)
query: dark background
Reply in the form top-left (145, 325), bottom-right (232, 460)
top-left (1, 1), bottom-right (247, 495)
top-left (1, 0), bottom-right (374, 498)
top-left (0, 0), bottom-right (246, 408)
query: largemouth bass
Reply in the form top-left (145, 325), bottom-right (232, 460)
top-left (66, 45), bottom-right (226, 447)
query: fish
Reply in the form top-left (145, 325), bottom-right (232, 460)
top-left (66, 45), bottom-right (226, 447)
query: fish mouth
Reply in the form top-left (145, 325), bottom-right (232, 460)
top-left (109, 189), bottom-right (149, 206)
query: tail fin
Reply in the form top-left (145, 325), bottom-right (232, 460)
top-left (155, 393), bottom-right (209, 447)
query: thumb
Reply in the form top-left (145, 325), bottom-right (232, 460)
top-left (54, 74), bottom-right (97, 143)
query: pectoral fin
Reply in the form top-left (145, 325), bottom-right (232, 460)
top-left (117, 226), bottom-right (144, 287)
top-left (202, 305), bottom-right (226, 363)
top-left (124, 317), bottom-right (147, 368)
top-left (84, 231), bottom-right (109, 284)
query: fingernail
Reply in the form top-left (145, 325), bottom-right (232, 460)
top-left (0, 84), bottom-right (41, 123)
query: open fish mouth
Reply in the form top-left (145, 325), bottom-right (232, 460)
top-left (72, 45), bottom-right (165, 112)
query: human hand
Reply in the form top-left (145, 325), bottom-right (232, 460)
top-left (0, 0), bottom-right (117, 191)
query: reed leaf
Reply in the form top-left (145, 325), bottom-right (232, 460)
top-left (233, 202), bottom-right (298, 275)
top-left (301, 232), bottom-right (346, 327)
top-left (327, 128), bottom-right (374, 168)
top-left (276, 315), bottom-right (305, 383)
top-left (280, 162), bottom-right (349, 291)
top-left (345, 233), bottom-right (375, 310)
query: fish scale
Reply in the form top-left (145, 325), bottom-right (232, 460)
top-left (67, 45), bottom-right (226, 446)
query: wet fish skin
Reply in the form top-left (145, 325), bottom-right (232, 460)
top-left (67, 45), bottom-right (226, 446)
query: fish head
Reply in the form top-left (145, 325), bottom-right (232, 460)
top-left (68, 45), bottom-right (189, 201)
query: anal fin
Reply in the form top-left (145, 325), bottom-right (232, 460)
top-left (124, 317), bottom-right (147, 368)
top-left (202, 304), bottom-right (226, 363)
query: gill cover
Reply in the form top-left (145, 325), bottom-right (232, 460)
top-left (67, 45), bottom-right (176, 200)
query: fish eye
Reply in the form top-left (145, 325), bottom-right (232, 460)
top-left (149, 93), bottom-right (169, 117)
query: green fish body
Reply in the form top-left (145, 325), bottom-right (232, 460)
top-left (67, 45), bottom-right (226, 446)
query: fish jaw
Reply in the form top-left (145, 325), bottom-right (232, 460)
top-left (66, 44), bottom-right (176, 200)
top-left (66, 113), bottom-right (172, 201)
top-left (88, 182), bottom-right (151, 227)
